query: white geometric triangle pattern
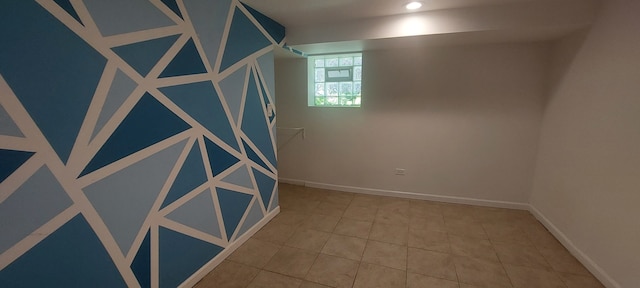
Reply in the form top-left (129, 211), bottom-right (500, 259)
top-left (0, 1), bottom-right (284, 287)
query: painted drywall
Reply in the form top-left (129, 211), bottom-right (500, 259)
top-left (276, 43), bottom-right (547, 205)
top-left (0, 1), bottom-right (282, 287)
top-left (530, 0), bottom-right (640, 287)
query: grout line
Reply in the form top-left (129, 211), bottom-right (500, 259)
top-left (272, 184), bottom-right (602, 288)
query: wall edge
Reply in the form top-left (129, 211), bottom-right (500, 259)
top-left (178, 206), bottom-right (281, 288)
top-left (528, 204), bottom-right (620, 288)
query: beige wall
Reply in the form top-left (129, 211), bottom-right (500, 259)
top-left (530, 0), bottom-right (640, 287)
top-left (276, 43), bottom-right (548, 205)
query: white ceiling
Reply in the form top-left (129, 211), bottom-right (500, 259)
top-left (243, 0), bottom-right (602, 55)
top-left (244, 0), bottom-right (533, 27)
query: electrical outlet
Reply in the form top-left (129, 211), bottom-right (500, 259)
top-left (395, 168), bottom-right (406, 175)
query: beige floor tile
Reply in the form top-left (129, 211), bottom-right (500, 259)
top-left (369, 222), bottom-right (408, 245)
top-left (482, 223), bottom-right (531, 245)
top-left (361, 240), bottom-right (407, 270)
top-left (300, 281), bottom-right (332, 288)
top-left (407, 247), bottom-right (457, 281)
top-left (299, 214), bottom-right (341, 232)
top-left (378, 197), bottom-right (411, 216)
top-left (444, 219), bottom-right (489, 239)
top-left (353, 262), bottom-right (406, 288)
top-left (440, 204), bottom-right (480, 223)
top-left (195, 260), bottom-right (259, 288)
top-left (312, 201), bottom-right (347, 217)
top-left (524, 224), bottom-right (564, 249)
top-left (223, 185), bottom-right (594, 288)
top-left (295, 189), bottom-right (329, 202)
top-left (343, 205), bottom-right (377, 222)
top-left (286, 229), bottom-right (332, 252)
top-left (281, 199), bottom-right (321, 213)
top-left (453, 255), bottom-right (512, 288)
top-left (409, 201), bottom-right (443, 218)
top-left (247, 270), bottom-right (303, 288)
top-left (305, 254), bottom-right (359, 288)
top-left (406, 272), bottom-right (460, 288)
top-left (333, 218), bottom-right (372, 239)
top-left (228, 238), bottom-right (281, 268)
top-left (375, 208), bottom-right (410, 225)
top-left (558, 273), bottom-right (605, 288)
top-left (504, 264), bottom-right (566, 288)
top-left (324, 193), bottom-right (354, 206)
top-left (321, 234), bottom-right (366, 261)
top-left (449, 235), bottom-right (499, 262)
top-left (538, 247), bottom-right (591, 275)
top-left (493, 242), bottom-right (550, 269)
top-left (252, 222), bottom-right (297, 245)
top-left (272, 211), bottom-right (311, 226)
top-left (409, 215), bottom-right (446, 232)
top-left (350, 195), bottom-right (382, 208)
top-left (459, 284), bottom-right (483, 288)
top-left (264, 246), bottom-right (318, 278)
top-left (408, 228), bottom-right (450, 253)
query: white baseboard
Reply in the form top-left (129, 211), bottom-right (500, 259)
top-left (278, 177), bottom-right (306, 186)
top-left (179, 207), bottom-right (280, 288)
top-left (280, 178), bottom-right (529, 210)
top-left (528, 205), bottom-right (620, 288)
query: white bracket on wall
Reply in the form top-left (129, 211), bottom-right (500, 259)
top-left (267, 104), bottom-right (275, 117)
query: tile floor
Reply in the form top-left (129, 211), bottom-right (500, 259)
top-left (195, 184), bottom-right (605, 288)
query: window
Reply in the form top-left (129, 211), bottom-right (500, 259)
top-left (308, 53), bottom-right (362, 107)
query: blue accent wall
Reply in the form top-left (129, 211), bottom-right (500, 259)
top-left (0, 1), bottom-right (282, 286)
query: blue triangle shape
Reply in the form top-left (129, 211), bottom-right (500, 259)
top-left (84, 140), bottom-right (187, 255)
top-left (269, 186), bottom-right (279, 212)
top-left (221, 165), bottom-right (254, 189)
top-left (220, 8), bottom-right (272, 72)
top-left (216, 188), bottom-right (253, 240)
top-left (241, 71), bottom-right (276, 168)
top-left (257, 51), bottom-right (276, 106)
top-left (160, 81), bottom-right (239, 151)
top-left (161, 0), bottom-right (183, 19)
top-left (219, 65), bottom-right (247, 125)
top-left (112, 34), bottom-right (179, 76)
top-left (241, 139), bottom-right (271, 173)
top-left (0, 0), bottom-right (107, 165)
top-left (0, 166), bottom-right (73, 254)
top-left (0, 149), bottom-right (35, 183)
top-left (80, 93), bottom-right (191, 177)
top-left (236, 200), bottom-right (264, 239)
top-left (182, 0), bottom-right (231, 71)
top-left (166, 189), bottom-right (222, 238)
top-left (159, 38), bottom-right (207, 78)
top-left (159, 227), bottom-right (223, 288)
top-left (252, 168), bottom-right (276, 210)
top-left (0, 215), bottom-right (126, 287)
top-left (53, 0), bottom-right (83, 25)
top-left (161, 141), bottom-right (207, 208)
top-left (204, 137), bottom-right (239, 176)
top-left (84, 0), bottom-right (176, 37)
top-left (241, 3), bottom-right (285, 44)
top-left (92, 69), bottom-right (138, 141)
top-left (131, 230), bottom-right (151, 288)
top-left (0, 104), bottom-right (23, 137)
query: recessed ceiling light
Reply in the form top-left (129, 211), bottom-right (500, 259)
top-left (405, 1), bottom-right (423, 10)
